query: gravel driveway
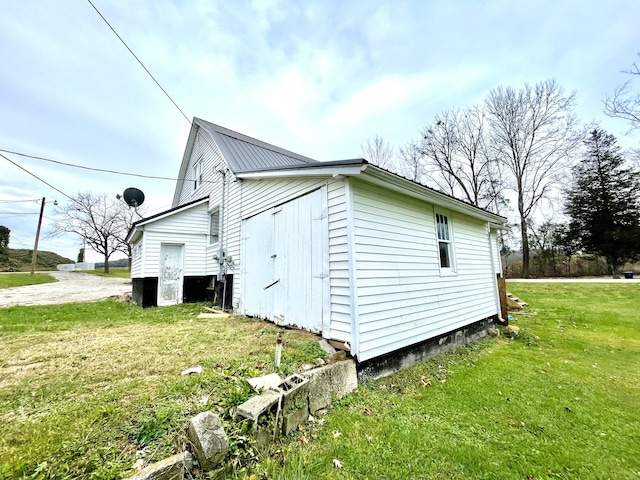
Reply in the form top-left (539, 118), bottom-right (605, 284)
top-left (0, 271), bottom-right (132, 307)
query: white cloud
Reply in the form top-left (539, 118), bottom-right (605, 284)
top-left (1, 0), bottom-right (640, 261)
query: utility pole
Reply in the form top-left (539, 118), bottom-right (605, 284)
top-left (30, 197), bottom-right (46, 276)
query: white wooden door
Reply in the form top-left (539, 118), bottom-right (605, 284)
top-left (242, 188), bottom-right (328, 333)
top-left (242, 208), bottom-right (275, 319)
top-left (158, 244), bottom-right (184, 306)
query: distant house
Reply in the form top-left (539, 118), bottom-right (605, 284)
top-left (127, 118), bottom-right (507, 370)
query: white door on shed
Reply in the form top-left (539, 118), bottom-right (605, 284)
top-left (158, 244), bottom-right (184, 306)
top-left (242, 188), bottom-right (328, 333)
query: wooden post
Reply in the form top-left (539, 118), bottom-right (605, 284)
top-left (30, 197), bottom-right (46, 276)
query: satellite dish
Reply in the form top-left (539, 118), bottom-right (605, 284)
top-left (122, 188), bottom-right (145, 207)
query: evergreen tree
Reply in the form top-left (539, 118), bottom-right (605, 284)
top-left (564, 128), bottom-right (640, 276)
top-left (0, 226), bottom-right (9, 266)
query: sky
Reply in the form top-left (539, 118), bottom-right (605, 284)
top-left (1, 0), bottom-right (639, 263)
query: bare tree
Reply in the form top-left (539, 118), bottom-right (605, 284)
top-left (418, 106), bottom-right (504, 211)
top-left (362, 135), bottom-right (395, 169)
top-left (48, 192), bottom-right (137, 273)
top-left (397, 140), bottom-right (425, 182)
top-left (604, 53), bottom-right (640, 131)
top-left (486, 79), bottom-right (582, 278)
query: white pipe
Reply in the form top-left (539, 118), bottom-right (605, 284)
top-left (217, 170), bottom-right (226, 281)
top-left (275, 335), bottom-right (283, 367)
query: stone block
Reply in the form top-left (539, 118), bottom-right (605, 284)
top-left (187, 412), bottom-right (228, 471)
top-left (124, 451), bottom-right (193, 480)
top-left (283, 402), bottom-right (309, 435)
top-left (269, 374), bottom-right (310, 435)
top-left (236, 389), bottom-right (281, 423)
top-left (279, 374), bottom-right (309, 413)
top-left (303, 360), bottom-right (357, 413)
top-left (318, 339), bottom-right (336, 354)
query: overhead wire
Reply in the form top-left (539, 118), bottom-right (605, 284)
top-left (1, 148), bottom-right (180, 181)
top-left (2, 2), bottom-right (223, 206)
top-left (86, 0), bottom-right (191, 124)
top-left (0, 212), bottom-right (40, 215)
top-left (85, 0), bottom-right (228, 185)
top-left (0, 153), bottom-right (76, 203)
top-left (0, 149), bottom-right (223, 185)
top-left (0, 198), bottom-right (40, 203)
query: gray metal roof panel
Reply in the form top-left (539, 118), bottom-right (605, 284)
top-left (195, 118), bottom-right (318, 173)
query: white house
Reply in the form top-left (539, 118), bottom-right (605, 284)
top-left (127, 118), bottom-right (507, 371)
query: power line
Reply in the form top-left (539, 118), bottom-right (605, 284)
top-left (0, 198), bottom-right (40, 203)
top-left (86, 0), bottom-right (191, 124)
top-left (0, 212), bottom-right (40, 215)
top-left (1, 148), bottom-right (179, 181)
top-left (0, 153), bottom-right (76, 203)
top-left (0, 149), bottom-right (223, 185)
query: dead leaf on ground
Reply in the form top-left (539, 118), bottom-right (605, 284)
top-left (364, 407), bottom-right (373, 416)
top-left (333, 459), bottom-right (343, 468)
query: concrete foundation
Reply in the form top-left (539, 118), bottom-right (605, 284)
top-left (357, 315), bottom-right (495, 382)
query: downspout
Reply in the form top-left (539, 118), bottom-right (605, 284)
top-left (487, 223), bottom-right (508, 326)
top-left (217, 169), bottom-right (227, 281)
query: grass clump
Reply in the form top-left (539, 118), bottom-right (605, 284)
top-left (0, 273), bottom-right (56, 289)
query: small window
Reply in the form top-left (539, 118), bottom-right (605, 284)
top-left (209, 209), bottom-right (220, 244)
top-left (435, 213), bottom-right (454, 271)
top-left (193, 159), bottom-right (203, 190)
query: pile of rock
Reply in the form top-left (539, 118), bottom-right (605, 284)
top-left (125, 359), bottom-right (357, 479)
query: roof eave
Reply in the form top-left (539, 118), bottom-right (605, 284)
top-left (236, 163), bottom-right (367, 179)
top-left (361, 166), bottom-right (507, 223)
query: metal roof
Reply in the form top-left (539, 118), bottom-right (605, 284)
top-left (195, 118), bottom-right (318, 173)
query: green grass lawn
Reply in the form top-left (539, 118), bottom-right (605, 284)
top-left (80, 267), bottom-right (130, 278)
top-left (0, 301), bottom-right (326, 480)
top-left (0, 273), bottom-right (56, 289)
top-left (251, 283), bottom-right (640, 480)
top-left (2, 284), bottom-right (639, 480)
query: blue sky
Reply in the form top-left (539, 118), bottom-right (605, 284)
top-left (0, 0), bottom-right (638, 262)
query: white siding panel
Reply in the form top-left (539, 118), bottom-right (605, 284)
top-left (351, 180), bottom-right (497, 362)
top-left (327, 180), bottom-right (351, 342)
top-left (176, 129), bottom-right (226, 206)
top-left (139, 203), bottom-right (209, 277)
top-left (130, 239), bottom-right (143, 278)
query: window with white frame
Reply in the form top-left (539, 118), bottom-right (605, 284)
top-left (209, 208), bottom-right (220, 244)
top-left (193, 158), bottom-right (203, 190)
top-left (435, 212), bottom-right (455, 271)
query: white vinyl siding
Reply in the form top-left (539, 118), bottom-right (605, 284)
top-left (327, 180), bottom-right (351, 342)
top-left (175, 129), bottom-right (226, 207)
top-left (351, 180), bottom-right (497, 362)
top-left (136, 203), bottom-right (208, 278)
top-left (130, 240), bottom-right (144, 278)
